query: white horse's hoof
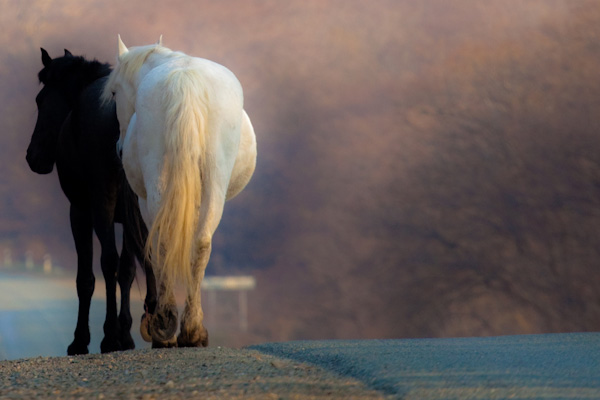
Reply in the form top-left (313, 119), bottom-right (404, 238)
top-left (140, 314), bottom-right (152, 342)
top-left (152, 336), bottom-right (178, 349)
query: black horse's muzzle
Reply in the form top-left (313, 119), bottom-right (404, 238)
top-left (26, 147), bottom-right (54, 174)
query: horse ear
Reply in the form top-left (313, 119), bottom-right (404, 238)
top-left (64, 49), bottom-right (73, 57)
top-left (118, 34), bottom-right (129, 57)
top-left (41, 48), bottom-right (52, 67)
top-left (157, 35), bottom-right (163, 46)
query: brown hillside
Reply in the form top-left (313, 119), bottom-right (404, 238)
top-left (1, 1), bottom-right (600, 343)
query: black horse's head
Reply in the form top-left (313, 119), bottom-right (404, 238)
top-left (26, 49), bottom-right (73, 174)
top-left (26, 48), bottom-right (111, 174)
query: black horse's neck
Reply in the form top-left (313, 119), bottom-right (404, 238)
top-left (38, 55), bottom-right (112, 106)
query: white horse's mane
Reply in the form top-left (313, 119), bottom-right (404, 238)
top-left (102, 44), bottom-right (177, 103)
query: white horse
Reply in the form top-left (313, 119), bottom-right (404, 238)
top-left (102, 36), bottom-right (256, 347)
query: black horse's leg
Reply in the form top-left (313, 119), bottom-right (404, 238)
top-left (117, 232), bottom-right (136, 350)
top-left (139, 255), bottom-right (158, 343)
top-left (93, 204), bottom-right (121, 353)
top-left (68, 204), bottom-right (95, 356)
top-left (143, 257), bottom-right (157, 317)
top-left (128, 211), bottom-right (157, 342)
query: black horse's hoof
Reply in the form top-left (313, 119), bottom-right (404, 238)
top-left (67, 341), bottom-right (89, 356)
top-left (100, 336), bottom-right (122, 353)
top-left (120, 331), bottom-right (135, 351)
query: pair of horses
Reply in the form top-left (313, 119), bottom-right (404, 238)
top-left (25, 38), bottom-right (256, 353)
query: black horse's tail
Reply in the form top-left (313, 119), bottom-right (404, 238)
top-left (118, 169), bottom-right (157, 313)
top-left (119, 169), bottom-right (147, 264)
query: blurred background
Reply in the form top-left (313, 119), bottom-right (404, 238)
top-left (1, 0), bottom-right (600, 359)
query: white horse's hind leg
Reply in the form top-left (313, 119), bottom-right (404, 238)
top-left (177, 236), bottom-right (211, 347)
top-left (178, 188), bottom-right (226, 347)
top-left (178, 111), bottom-right (256, 347)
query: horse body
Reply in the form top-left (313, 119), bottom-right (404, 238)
top-left (26, 49), bottom-right (157, 355)
top-left (104, 38), bottom-right (256, 347)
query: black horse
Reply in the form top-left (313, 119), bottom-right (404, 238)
top-left (26, 48), bottom-right (157, 355)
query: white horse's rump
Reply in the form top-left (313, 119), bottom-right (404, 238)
top-left (103, 37), bottom-right (256, 347)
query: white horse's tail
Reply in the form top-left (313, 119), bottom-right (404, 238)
top-left (145, 68), bottom-right (207, 289)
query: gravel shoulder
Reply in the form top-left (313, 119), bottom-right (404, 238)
top-left (0, 347), bottom-right (386, 399)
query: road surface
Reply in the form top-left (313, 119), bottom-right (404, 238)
top-left (253, 333), bottom-right (600, 399)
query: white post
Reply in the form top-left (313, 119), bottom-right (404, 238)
top-left (208, 290), bottom-right (217, 329)
top-left (239, 290), bottom-right (248, 332)
top-left (3, 248), bottom-right (12, 268)
top-left (25, 251), bottom-right (34, 270)
top-left (43, 254), bottom-right (52, 274)
top-left (201, 276), bottom-right (256, 332)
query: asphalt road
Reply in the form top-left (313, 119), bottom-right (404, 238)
top-left (253, 333), bottom-right (600, 399)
